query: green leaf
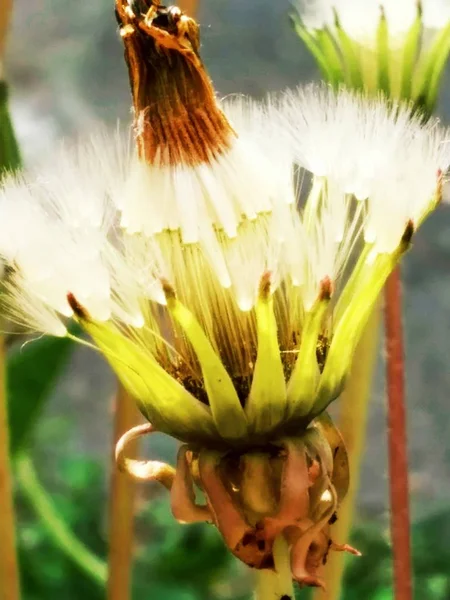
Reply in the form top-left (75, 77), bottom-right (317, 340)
top-left (8, 335), bottom-right (74, 454)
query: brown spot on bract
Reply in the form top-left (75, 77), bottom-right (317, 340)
top-left (67, 293), bottom-right (89, 319)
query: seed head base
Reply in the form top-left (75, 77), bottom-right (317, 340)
top-left (116, 417), bottom-right (360, 589)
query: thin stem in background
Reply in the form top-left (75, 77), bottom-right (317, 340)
top-left (106, 384), bottom-right (142, 600)
top-left (16, 453), bottom-right (107, 586)
top-left (313, 306), bottom-right (381, 600)
top-left (0, 336), bottom-right (20, 600)
top-left (254, 536), bottom-right (295, 600)
top-left (385, 267), bottom-right (412, 600)
top-left (0, 0), bottom-right (12, 64)
top-left (0, 1), bottom-right (21, 598)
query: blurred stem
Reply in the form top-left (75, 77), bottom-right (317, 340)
top-left (313, 306), bottom-right (380, 600)
top-left (178, 0), bottom-right (198, 16)
top-left (107, 385), bottom-right (141, 600)
top-left (0, 0), bottom-right (21, 591)
top-left (0, 335), bottom-right (21, 600)
top-left (385, 267), bottom-right (412, 600)
top-left (0, 0), bottom-right (12, 63)
top-left (0, 82), bottom-right (21, 171)
top-left (15, 452), bottom-right (107, 585)
top-left (254, 536), bottom-right (294, 600)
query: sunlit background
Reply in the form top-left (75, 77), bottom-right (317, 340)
top-left (6, 1), bottom-right (450, 598)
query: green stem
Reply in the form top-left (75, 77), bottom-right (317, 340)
top-left (254, 536), bottom-right (295, 600)
top-left (15, 452), bottom-right (107, 586)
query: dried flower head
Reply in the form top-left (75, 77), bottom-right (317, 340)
top-left (0, 0), bottom-right (448, 588)
top-left (294, 0), bottom-right (450, 112)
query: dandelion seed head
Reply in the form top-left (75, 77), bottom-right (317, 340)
top-left (0, 85), bottom-right (447, 440)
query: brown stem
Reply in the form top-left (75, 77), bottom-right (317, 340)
top-left (0, 0), bottom-right (12, 65)
top-left (0, 335), bottom-right (21, 600)
top-left (385, 267), bottom-right (412, 600)
top-left (107, 385), bottom-right (142, 600)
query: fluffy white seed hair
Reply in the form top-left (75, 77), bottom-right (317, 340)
top-left (299, 0), bottom-right (450, 43)
top-left (0, 101), bottom-right (295, 338)
top-left (0, 88), bottom-right (448, 342)
top-left (280, 86), bottom-right (450, 254)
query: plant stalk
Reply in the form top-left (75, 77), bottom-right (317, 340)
top-left (385, 267), bottom-right (412, 600)
top-left (254, 536), bottom-right (295, 600)
top-left (0, 335), bottom-right (20, 600)
top-left (0, 0), bottom-right (12, 63)
top-left (16, 452), bottom-right (107, 585)
top-left (106, 384), bottom-right (141, 600)
top-left (0, 3), bottom-right (24, 598)
top-left (313, 305), bottom-right (381, 600)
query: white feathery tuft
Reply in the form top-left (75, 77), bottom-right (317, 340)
top-left (0, 86), bottom-right (448, 382)
top-left (280, 86), bottom-right (450, 256)
top-left (114, 99), bottom-right (295, 244)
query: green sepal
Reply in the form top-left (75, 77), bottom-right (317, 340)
top-left (376, 9), bottom-right (391, 96)
top-left (333, 10), bottom-right (364, 90)
top-left (246, 279), bottom-right (287, 434)
top-left (413, 21), bottom-right (450, 115)
top-left (417, 21), bottom-right (450, 114)
top-left (291, 18), bottom-right (340, 85)
top-left (73, 312), bottom-right (217, 444)
top-left (166, 295), bottom-right (248, 442)
top-left (400, 6), bottom-right (422, 101)
top-left (333, 243), bottom-right (373, 323)
top-left (286, 295), bottom-right (330, 419)
top-left (315, 27), bottom-right (346, 88)
top-left (311, 242), bottom-right (407, 418)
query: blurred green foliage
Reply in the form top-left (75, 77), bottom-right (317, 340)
top-left (8, 336), bottom-right (74, 455)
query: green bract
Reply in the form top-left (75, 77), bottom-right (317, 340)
top-left (67, 185), bottom-right (413, 449)
top-left (293, 5), bottom-right (450, 114)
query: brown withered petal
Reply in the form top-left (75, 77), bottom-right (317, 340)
top-left (115, 0), bottom-right (235, 165)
